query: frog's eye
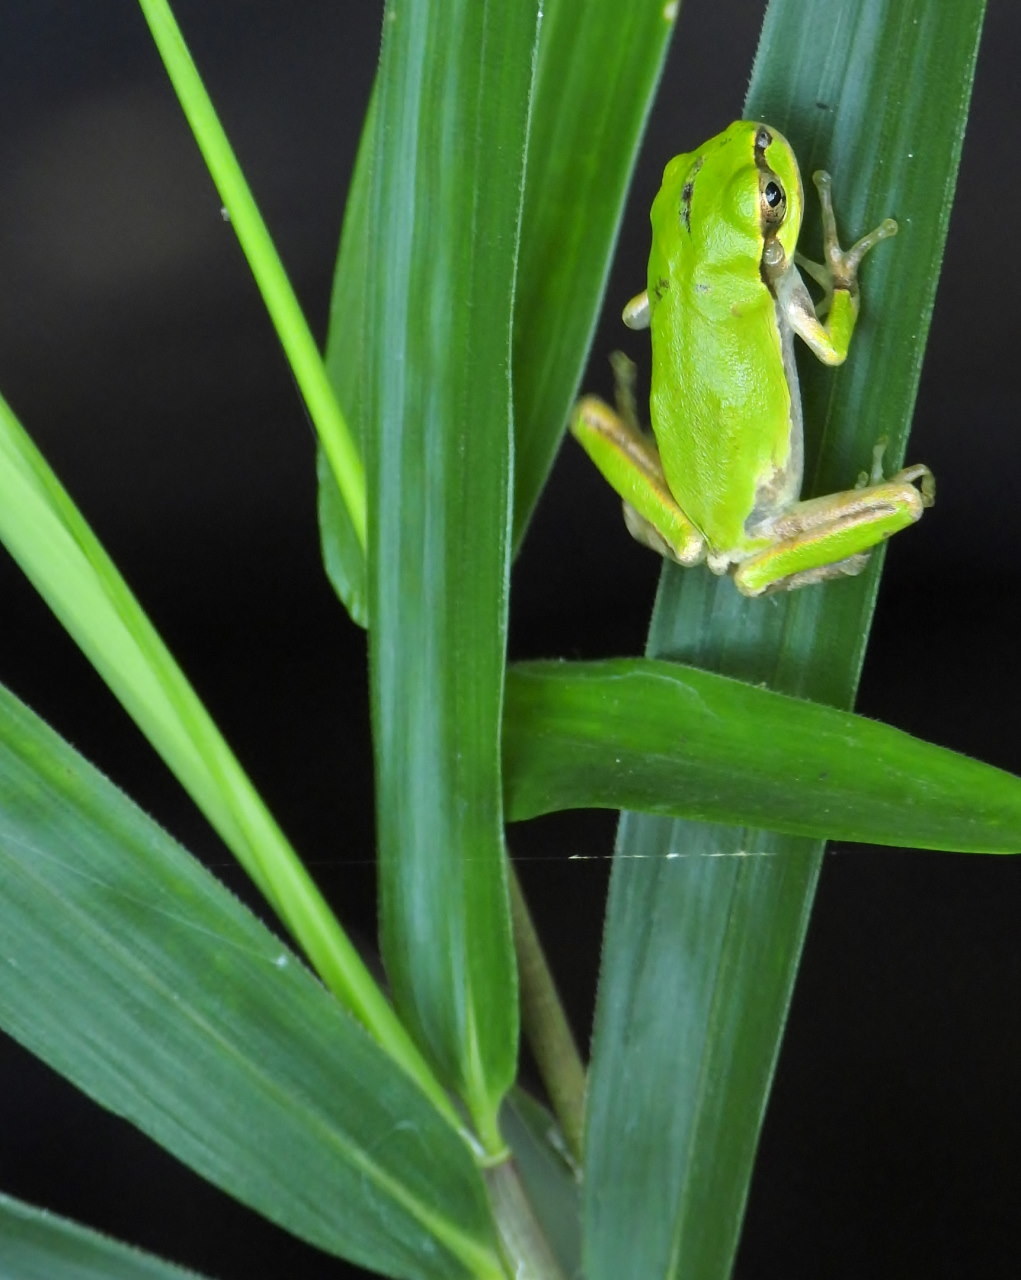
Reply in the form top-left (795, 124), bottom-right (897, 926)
top-left (759, 175), bottom-right (787, 229)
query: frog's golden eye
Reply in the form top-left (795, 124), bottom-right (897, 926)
top-left (759, 175), bottom-right (787, 228)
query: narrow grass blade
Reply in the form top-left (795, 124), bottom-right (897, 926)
top-left (0, 1192), bottom-right (208, 1280)
top-left (0, 391), bottom-right (450, 1125)
top-left (0, 686), bottom-right (503, 1280)
top-left (137, 0), bottom-right (367, 623)
top-left (583, 3), bottom-right (987, 1279)
top-left (511, 0), bottom-right (677, 545)
top-left (365, 1), bottom-right (540, 1152)
top-left (503, 659), bottom-right (1021, 852)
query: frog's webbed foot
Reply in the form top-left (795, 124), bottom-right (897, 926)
top-left (811, 170), bottom-right (898, 294)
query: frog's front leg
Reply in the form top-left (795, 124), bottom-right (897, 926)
top-left (734, 461), bottom-right (935, 596)
top-left (570, 391), bottom-right (705, 567)
top-left (784, 170), bottom-right (898, 365)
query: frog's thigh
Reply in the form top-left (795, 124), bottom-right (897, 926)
top-left (735, 466), bottom-right (934, 596)
top-left (570, 396), bottom-right (705, 566)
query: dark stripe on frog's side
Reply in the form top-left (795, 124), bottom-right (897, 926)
top-left (679, 155), bottom-right (703, 233)
top-left (752, 125), bottom-right (773, 171)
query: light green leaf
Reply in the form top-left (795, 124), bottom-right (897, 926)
top-left (0, 1193), bottom-right (208, 1280)
top-left (511, 0), bottom-right (677, 545)
top-left (503, 658), bottom-right (1021, 852)
top-left (0, 683), bottom-right (503, 1280)
top-left (138, 0), bottom-right (367, 625)
top-left (583, 3), bottom-right (988, 1279)
top-left (363, 0), bottom-right (540, 1152)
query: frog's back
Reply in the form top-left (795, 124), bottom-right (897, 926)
top-left (645, 121), bottom-right (803, 554)
top-left (649, 274), bottom-right (796, 552)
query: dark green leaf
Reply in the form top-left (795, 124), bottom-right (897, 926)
top-left (511, 0), bottom-right (677, 545)
top-left (504, 658), bottom-right (1021, 852)
top-left (0, 1193), bottom-right (208, 1280)
top-left (364, 1), bottom-right (540, 1149)
top-left (0, 684), bottom-right (503, 1280)
top-left (583, 3), bottom-right (988, 1279)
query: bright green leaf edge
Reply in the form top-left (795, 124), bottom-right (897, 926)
top-left (503, 658), bottom-right (1021, 852)
top-left (0, 1192), bottom-right (209, 1280)
top-left (0, 682), bottom-right (503, 1280)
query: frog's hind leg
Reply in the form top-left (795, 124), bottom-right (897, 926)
top-left (734, 461), bottom-right (934, 596)
top-left (570, 391), bottom-right (705, 567)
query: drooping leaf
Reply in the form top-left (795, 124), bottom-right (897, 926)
top-left (503, 658), bottom-right (1021, 852)
top-left (583, 3), bottom-right (988, 1279)
top-left (0, 683), bottom-right (503, 1280)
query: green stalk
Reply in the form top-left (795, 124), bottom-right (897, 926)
top-left (136, 0), bottom-right (367, 555)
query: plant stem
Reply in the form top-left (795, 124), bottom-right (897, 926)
top-left (485, 1155), bottom-right (568, 1280)
top-left (509, 864), bottom-right (586, 1163)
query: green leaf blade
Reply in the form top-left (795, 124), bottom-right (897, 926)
top-left (0, 1192), bottom-right (209, 1280)
top-left (511, 1), bottom-right (677, 545)
top-left (139, 0), bottom-right (368, 622)
top-left (504, 658), bottom-right (1021, 852)
top-left (0, 685), bottom-right (502, 1280)
top-left (364, 1), bottom-right (541, 1148)
top-left (0, 391), bottom-right (446, 1111)
top-left (582, 2), bottom-right (988, 1278)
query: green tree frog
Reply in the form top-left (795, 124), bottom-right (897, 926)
top-left (571, 120), bottom-right (934, 595)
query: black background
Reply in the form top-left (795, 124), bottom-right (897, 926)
top-left (0, 3), bottom-right (1018, 1278)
